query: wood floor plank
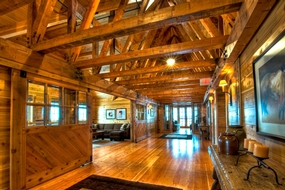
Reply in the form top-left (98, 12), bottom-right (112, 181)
top-left (29, 129), bottom-right (214, 190)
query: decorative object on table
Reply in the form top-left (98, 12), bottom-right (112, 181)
top-left (106, 109), bottom-right (115, 119)
top-left (66, 174), bottom-right (182, 190)
top-left (253, 30), bottom-right (285, 141)
top-left (248, 141), bottom-right (262, 152)
top-left (226, 125), bottom-right (246, 150)
top-left (218, 132), bottom-right (239, 155)
top-left (116, 108), bottom-right (127, 120)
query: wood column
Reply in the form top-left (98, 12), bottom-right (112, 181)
top-left (10, 69), bottom-right (27, 190)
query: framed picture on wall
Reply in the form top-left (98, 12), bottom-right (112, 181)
top-left (253, 31), bottom-right (285, 141)
top-left (106, 109), bottom-right (115, 119)
top-left (116, 108), bottom-right (127, 120)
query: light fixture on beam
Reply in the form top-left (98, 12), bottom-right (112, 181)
top-left (166, 58), bottom-right (175, 66)
top-left (219, 79), bottom-right (232, 106)
top-left (208, 95), bottom-right (214, 103)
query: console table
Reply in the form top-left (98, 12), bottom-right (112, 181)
top-left (208, 145), bottom-right (285, 190)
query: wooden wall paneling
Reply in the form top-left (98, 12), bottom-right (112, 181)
top-left (131, 100), bottom-right (136, 142)
top-left (157, 105), bottom-right (164, 133)
top-left (10, 69), bottom-right (26, 190)
top-left (215, 88), bottom-right (226, 142)
top-left (87, 92), bottom-right (92, 161)
top-left (92, 94), bottom-right (131, 124)
top-left (238, 0), bottom-right (285, 166)
top-left (25, 126), bottom-right (90, 188)
top-left (0, 66), bottom-right (11, 190)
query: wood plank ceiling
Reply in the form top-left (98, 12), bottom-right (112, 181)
top-left (0, 0), bottom-right (274, 105)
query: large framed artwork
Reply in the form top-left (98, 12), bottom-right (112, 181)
top-left (106, 109), bottom-right (115, 119)
top-left (116, 108), bottom-right (127, 120)
top-left (253, 31), bottom-right (285, 141)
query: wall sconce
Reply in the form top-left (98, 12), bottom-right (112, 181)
top-left (219, 79), bottom-right (232, 106)
top-left (208, 95), bottom-right (214, 103)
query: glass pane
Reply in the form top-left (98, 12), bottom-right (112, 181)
top-left (28, 82), bottom-right (45, 104)
top-left (64, 88), bottom-right (76, 106)
top-left (47, 105), bottom-right (60, 126)
top-left (179, 107), bottom-right (185, 126)
top-left (173, 107), bottom-right (178, 121)
top-left (78, 105), bottom-right (87, 124)
top-left (47, 86), bottom-right (61, 105)
top-left (165, 105), bottom-right (169, 121)
top-left (186, 107), bottom-right (192, 126)
top-left (136, 104), bottom-right (145, 120)
top-left (64, 107), bottom-right (75, 124)
top-left (26, 105), bottom-right (45, 126)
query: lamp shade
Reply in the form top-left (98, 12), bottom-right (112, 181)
top-left (209, 95), bottom-right (214, 101)
top-left (219, 79), bottom-right (227, 87)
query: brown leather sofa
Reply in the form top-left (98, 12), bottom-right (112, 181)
top-left (92, 123), bottom-right (130, 139)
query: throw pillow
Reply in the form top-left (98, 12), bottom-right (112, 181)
top-left (92, 124), bottom-right (98, 129)
top-left (120, 123), bottom-right (126, 130)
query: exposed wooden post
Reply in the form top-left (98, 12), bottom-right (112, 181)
top-left (10, 69), bottom-right (27, 190)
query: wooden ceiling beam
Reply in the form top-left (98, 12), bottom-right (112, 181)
top-left (157, 98), bottom-right (203, 103)
top-left (69, 0), bottom-right (101, 63)
top-left (116, 71), bottom-right (213, 85)
top-left (125, 80), bottom-right (200, 89)
top-left (204, 0), bottom-right (277, 102)
top-left (31, 0), bottom-right (242, 53)
top-left (99, 60), bottom-right (216, 78)
top-left (143, 88), bottom-right (207, 96)
top-left (136, 85), bottom-right (204, 92)
top-left (31, 0), bottom-right (57, 44)
top-left (75, 35), bottom-right (228, 68)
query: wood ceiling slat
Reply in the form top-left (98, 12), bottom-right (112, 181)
top-left (0, 0), bottom-right (34, 16)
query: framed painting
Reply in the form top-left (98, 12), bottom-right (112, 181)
top-left (253, 31), bottom-right (285, 141)
top-left (106, 109), bottom-right (115, 119)
top-left (116, 108), bottom-right (127, 120)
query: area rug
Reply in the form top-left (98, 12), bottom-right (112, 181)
top-left (66, 175), bottom-right (181, 190)
top-left (92, 139), bottom-right (119, 149)
top-left (159, 134), bottom-right (192, 140)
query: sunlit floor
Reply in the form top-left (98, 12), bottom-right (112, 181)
top-left (30, 128), bottom-right (214, 190)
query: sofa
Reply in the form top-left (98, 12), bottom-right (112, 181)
top-left (173, 120), bottom-right (180, 131)
top-left (92, 123), bottom-right (130, 140)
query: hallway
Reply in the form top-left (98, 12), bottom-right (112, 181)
top-left (30, 129), bottom-right (213, 190)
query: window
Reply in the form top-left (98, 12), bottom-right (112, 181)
top-left (26, 81), bottom-right (87, 126)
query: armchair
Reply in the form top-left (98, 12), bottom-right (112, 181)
top-left (173, 120), bottom-right (180, 131)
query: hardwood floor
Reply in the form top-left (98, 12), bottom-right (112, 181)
top-left (29, 128), bottom-right (214, 190)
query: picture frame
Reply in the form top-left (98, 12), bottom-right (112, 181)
top-left (116, 108), bottom-right (127, 120)
top-left (106, 109), bottom-right (115, 119)
top-left (253, 31), bottom-right (285, 141)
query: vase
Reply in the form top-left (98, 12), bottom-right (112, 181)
top-left (218, 132), bottom-right (239, 155)
top-left (226, 125), bottom-right (246, 150)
